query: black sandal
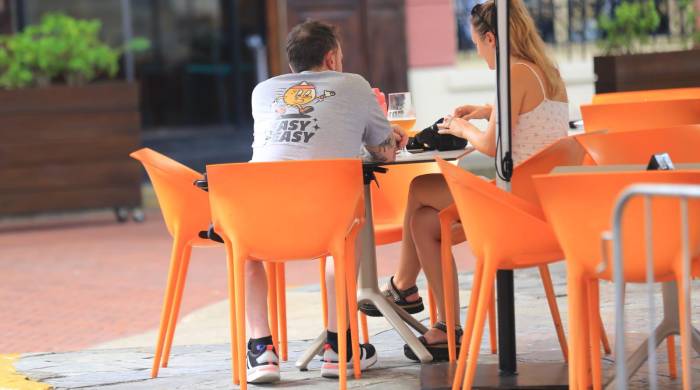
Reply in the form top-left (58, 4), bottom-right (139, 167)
top-left (359, 276), bottom-right (424, 317)
top-left (403, 321), bottom-right (463, 362)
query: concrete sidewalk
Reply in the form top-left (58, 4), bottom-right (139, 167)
top-left (10, 263), bottom-right (700, 389)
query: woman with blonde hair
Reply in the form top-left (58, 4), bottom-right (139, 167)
top-left (360, 0), bottom-right (569, 361)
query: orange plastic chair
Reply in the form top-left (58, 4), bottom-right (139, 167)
top-left (207, 159), bottom-right (365, 390)
top-left (436, 157), bottom-right (569, 390)
top-left (510, 136), bottom-right (593, 207)
top-left (574, 124), bottom-right (700, 381)
top-left (576, 124), bottom-right (700, 165)
top-left (439, 136), bottom-right (599, 363)
top-left (592, 87), bottom-right (700, 105)
top-left (580, 98), bottom-right (700, 133)
top-left (534, 170), bottom-right (700, 390)
top-left (130, 148), bottom-right (220, 378)
top-left (131, 149), bottom-right (290, 375)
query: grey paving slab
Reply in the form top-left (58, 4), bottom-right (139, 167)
top-left (14, 264), bottom-right (700, 389)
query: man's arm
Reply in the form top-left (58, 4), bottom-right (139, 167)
top-left (365, 133), bottom-right (398, 162)
top-left (365, 125), bottom-right (407, 162)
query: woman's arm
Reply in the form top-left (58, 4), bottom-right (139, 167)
top-left (453, 104), bottom-right (492, 120)
top-left (438, 64), bottom-right (529, 156)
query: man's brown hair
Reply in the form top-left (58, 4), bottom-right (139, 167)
top-left (286, 20), bottom-right (339, 72)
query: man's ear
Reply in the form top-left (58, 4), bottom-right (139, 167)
top-left (324, 50), bottom-right (337, 70)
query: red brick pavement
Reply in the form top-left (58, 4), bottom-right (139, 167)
top-left (0, 210), bottom-right (474, 353)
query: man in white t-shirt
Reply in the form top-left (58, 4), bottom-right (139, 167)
top-left (244, 20), bottom-right (407, 383)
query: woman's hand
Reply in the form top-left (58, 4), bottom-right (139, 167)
top-left (436, 115), bottom-right (468, 139)
top-left (453, 104), bottom-right (492, 121)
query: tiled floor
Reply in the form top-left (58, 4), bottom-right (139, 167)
top-left (0, 208), bottom-right (475, 353)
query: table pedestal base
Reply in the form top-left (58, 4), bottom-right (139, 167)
top-left (420, 362), bottom-right (568, 390)
top-left (607, 282), bottom-right (700, 387)
top-left (295, 179), bottom-right (433, 371)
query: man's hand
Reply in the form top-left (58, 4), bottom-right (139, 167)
top-left (453, 104), bottom-right (492, 121)
top-left (391, 124), bottom-right (409, 149)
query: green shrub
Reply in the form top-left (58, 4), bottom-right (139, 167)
top-left (598, 0), bottom-right (661, 55)
top-left (0, 12), bottom-right (150, 89)
top-left (679, 0), bottom-right (700, 47)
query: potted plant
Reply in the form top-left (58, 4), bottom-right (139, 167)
top-left (0, 13), bottom-right (149, 221)
top-left (594, 0), bottom-right (700, 93)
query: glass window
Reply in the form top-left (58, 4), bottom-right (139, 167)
top-left (20, 0), bottom-right (265, 129)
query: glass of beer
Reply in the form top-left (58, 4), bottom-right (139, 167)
top-left (387, 92), bottom-right (416, 156)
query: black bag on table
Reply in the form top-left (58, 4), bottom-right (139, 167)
top-left (407, 117), bottom-right (468, 152)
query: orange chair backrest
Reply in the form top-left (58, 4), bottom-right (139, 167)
top-left (206, 159), bottom-right (364, 260)
top-left (130, 148), bottom-right (211, 240)
top-left (436, 158), bottom-right (559, 263)
top-left (534, 170), bottom-right (700, 281)
top-left (370, 162), bottom-right (441, 226)
top-left (511, 136), bottom-right (592, 209)
top-left (580, 99), bottom-right (700, 133)
top-left (592, 87), bottom-right (700, 105)
top-left (576, 125), bottom-right (700, 165)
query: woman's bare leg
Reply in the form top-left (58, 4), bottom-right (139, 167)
top-left (410, 206), bottom-right (460, 344)
top-left (393, 174), bottom-right (455, 300)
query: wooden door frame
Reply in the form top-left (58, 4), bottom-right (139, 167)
top-left (265, 0), bottom-right (287, 76)
top-left (264, 0), bottom-right (408, 93)
top-left (0, 0), bottom-right (13, 33)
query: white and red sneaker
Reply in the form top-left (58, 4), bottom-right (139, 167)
top-left (246, 344), bottom-right (280, 383)
top-left (320, 342), bottom-right (377, 378)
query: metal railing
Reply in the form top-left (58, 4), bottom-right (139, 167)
top-left (456, 0), bottom-right (694, 59)
top-left (611, 183), bottom-right (700, 389)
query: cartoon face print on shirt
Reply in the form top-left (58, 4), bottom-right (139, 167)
top-left (266, 81), bottom-right (336, 145)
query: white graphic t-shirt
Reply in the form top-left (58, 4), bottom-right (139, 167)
top-left (250, 70), bottom-right (393, 162)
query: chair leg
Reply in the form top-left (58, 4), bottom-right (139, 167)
top-left (451, 259), bottom-right (484, 390)
top-left (344, 241), bottom-right (362, 380)
top-left (224, 242), bottom-right (239, 385)
top-left (538, 264), bottom-right (568, 362)
top-left (265, 262), bottom-right (280, 356)
top-left (151, 239), bottom-right (185, 378)
top-left (276, 263), bottom-right (288, 362)
top-left (162, 245), bottom-right (193, 368)
top-left (440, 215), bottom-right (458, 362)
top-left (667, 336), bottom-right (677, 379)
top-left (428, 287), bottom-right (437, 326)
top-left (361, 314), bottom-right (370, 344)
top-left (676, 273), bottom-right (692, 390)
top-left (587, 280), bottom-right (602, 390)
top-left (567, 265), bottom-right (587, 390)
top-left (566, 268), bottom-right (592, 390)
top-left (332, 253), bottom-right (349, 390)
top-left (320, 256), bottom-right (329, 329)
top-left (580, 279), bottom-right (593, 390)
top-left (233, 255), bottom-right (248, 388)
top-left (462, 259), bottom-right (498, 390)
top-left (488, 289), bottom-right (497, 354)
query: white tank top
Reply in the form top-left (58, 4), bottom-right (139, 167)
top-left (510, 62), bottom-right (569, 165)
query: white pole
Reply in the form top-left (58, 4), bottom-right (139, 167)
top-left (495, 0), bottom-right (512, 190)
